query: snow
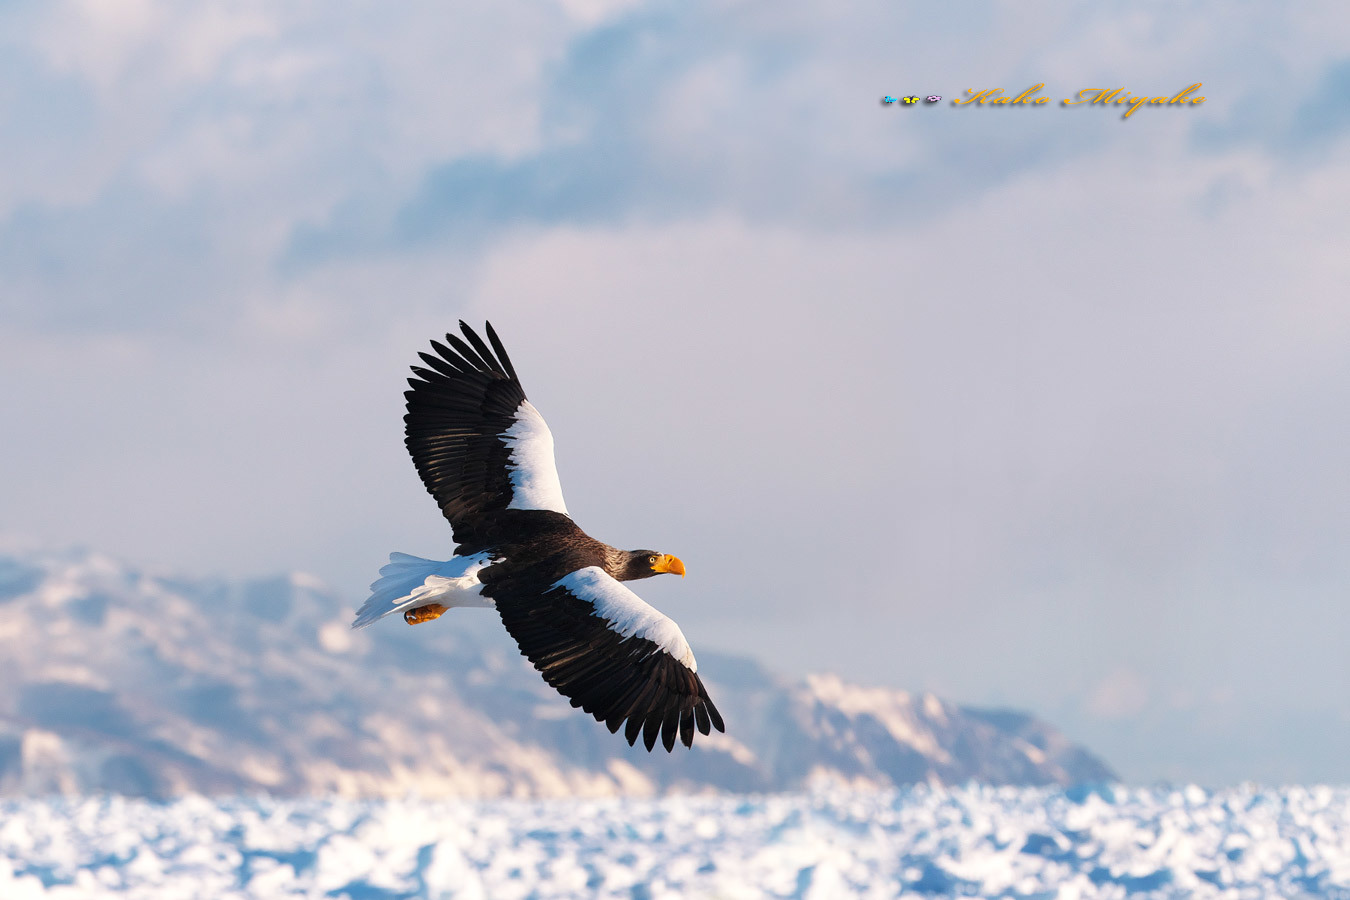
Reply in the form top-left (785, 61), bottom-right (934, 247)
top-left (2, 786), bottom-right (1349, 898)
top-left (805, 675), bottom-right (950, 762)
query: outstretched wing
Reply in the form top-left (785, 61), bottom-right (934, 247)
top-left (493, 566), bottom-right (725, 751)
top-left (404, 321), bottom-right (568, 545)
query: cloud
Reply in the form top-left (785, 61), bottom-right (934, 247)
top-left (1289, 58), bottom-right (1350, 149)
top-left (290, 2), bottom-right (1350, 260)
top-left (0, 0), bottom-right (581, 333)
top-left (4, 0), bottom-right (1350, 341)
top-left (293, 2), bottom-right (1115, 255)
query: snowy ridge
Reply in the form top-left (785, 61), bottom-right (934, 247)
top-left (3, 786), bottom-right (1350, 898)
top-left (0, 547), bottom-right (1112, 799)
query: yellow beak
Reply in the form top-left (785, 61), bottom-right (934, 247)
top-left (653, 554), bottom-right (686, 577)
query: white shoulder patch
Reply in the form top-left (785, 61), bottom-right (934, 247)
top-left (555, 567), bottom-right (697, 671)
top-left (502, 400), bottom-right (569, 515)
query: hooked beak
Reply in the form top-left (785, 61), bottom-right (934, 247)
top-left (653, 554), bottom-right (686, 578)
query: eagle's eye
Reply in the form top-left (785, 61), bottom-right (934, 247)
top-left (648, 555), bottom-right (657, 565)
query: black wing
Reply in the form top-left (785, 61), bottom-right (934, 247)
top-left (493, 566), bottom-right (724, 751)
top-left (404, 322), bottom-right (569, 546)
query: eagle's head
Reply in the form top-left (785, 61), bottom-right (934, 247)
top-left (621, 550), bottom-right (686, 581)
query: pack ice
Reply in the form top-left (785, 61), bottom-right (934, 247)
top-left (2, 785), bottom-right (1349, 898)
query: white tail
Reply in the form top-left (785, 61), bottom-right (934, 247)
top-left (351, 552), bottom-right (494, 629)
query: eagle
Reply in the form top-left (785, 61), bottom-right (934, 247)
top-left (352, 322), bottom-right (724, 751)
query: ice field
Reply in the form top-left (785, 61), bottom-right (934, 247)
top-left (3, 785), bottom-right (1350, 899)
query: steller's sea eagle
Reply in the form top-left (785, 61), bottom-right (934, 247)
top-left (352, 322), bottom-right (724, 751)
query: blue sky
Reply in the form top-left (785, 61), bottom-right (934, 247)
top-left (3, 0), bottom-right (1350, 784)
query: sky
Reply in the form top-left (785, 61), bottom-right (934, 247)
top-left (3, 0), bottom-right (1350, 786)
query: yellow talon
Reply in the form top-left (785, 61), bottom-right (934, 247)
top-left (404, 603), bottom-right (448, 625)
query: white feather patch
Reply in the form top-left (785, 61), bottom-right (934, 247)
top-left (555, 567), bottom-right (697, 671)
top-left (502, 401), bottom-right (569, 515)
top-left (352, 552), bottom-right (493, 629)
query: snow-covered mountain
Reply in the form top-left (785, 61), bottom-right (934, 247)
top-left (0, 548), bottom-right (1113, 798)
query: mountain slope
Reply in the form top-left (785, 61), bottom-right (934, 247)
top-left (0, 548), bottom-right (1113, 798)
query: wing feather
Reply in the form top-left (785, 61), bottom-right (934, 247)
top-left (460, 326), bottom-right (509, 378)
top-left (429, 339), bottom-right (473, 372)
top-left (403, 321), bottom-right (568, 546)
top-left (492, 567), bottom-right (723, 751)
top-left (642, 712), bottom-right (663, 752)
top-left (679, 707), bottom-right (695, 747)
top-left (624, 710), bottom-right (645, 745)
top-left (416, 351), bottom-right (464, 380)
top-left (442, 331), bottom-right (493, 373)
top-left (485, 322), bottom-right (519, 383)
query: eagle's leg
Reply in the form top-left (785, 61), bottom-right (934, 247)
top-left (404, 603), bottom-right (448, 625)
